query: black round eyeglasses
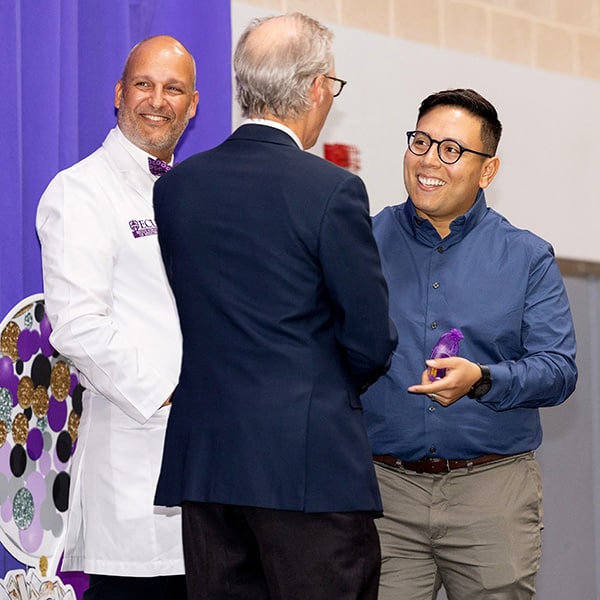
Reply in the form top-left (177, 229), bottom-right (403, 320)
top-left (406, 130), bottom-right (493, 165)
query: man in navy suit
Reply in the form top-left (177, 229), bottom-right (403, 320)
top-left (153, 12), bottom-right (398, 600)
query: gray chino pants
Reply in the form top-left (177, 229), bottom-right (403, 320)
top-left (375, 452), bottom-right (542, 600)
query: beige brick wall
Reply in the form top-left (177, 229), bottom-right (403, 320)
top-left (237, 0), bottom-right (600, 80)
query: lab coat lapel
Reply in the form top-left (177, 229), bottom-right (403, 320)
top-left (102, 128), bottom-right (156, 205)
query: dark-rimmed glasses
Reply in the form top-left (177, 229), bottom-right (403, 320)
top-left (324, 75), bottom-right (347, 98)
top-left (406, 130), bottom-right (493, 165)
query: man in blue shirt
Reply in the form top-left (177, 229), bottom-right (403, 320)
top-left (362, 88), bottom-right (577, 600)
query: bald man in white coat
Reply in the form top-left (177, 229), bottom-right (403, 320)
top-left (36, 35), bottom-right (198, 600)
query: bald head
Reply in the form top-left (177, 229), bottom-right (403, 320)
top-left (114, 35), bottom-right (199, 161)
top-left (244, 14), bottom-right (301, 56)
top-left (122, 35), bottom-right (196, 88)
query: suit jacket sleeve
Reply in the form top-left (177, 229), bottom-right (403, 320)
top-left (319, 174), bottom-right (397, 390)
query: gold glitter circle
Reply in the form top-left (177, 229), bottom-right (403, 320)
top-left (12, 303), bottom-right (33, 319)
top-left (17, 376), bottom-right (34, 409)
top-left (32, 385), bottom-right (49, 418)
top-left (39, 555), bottom-right (48, 578)
top-left (12, 413), bottom-right (28, 446)
top-left (0, 421), bottom-right (7, 447)
top-left (51, 361), bottom-right (71, 401)
top-left (1, 321), bottom-right (20, 362)
top-left (68, 410), bottom-right (80, 442)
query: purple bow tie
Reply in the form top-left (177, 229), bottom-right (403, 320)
top-left (148, 157), bottom-right (172, 176)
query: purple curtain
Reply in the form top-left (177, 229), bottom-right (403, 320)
top-left (0, 0), bottom-right (231, 595)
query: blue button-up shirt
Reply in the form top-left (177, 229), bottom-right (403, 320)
top-left (362, 190), bottom-right (577, 460)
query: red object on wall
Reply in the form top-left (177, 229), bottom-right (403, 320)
top-left (323, 143), bottom-right (361, 172)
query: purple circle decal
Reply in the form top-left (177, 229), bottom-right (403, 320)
top-left (39, 313), bottom-right (54, 357)
top-left (17, 329), bottom-right (41, 363)
top-left (26, 428), bottom-right (44, 461)
top-left (47, 396), bottom-right (68, 432)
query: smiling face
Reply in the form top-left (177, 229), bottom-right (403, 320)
top-left (403, 105), bottom-right (499, 237)
top-left (114, 36), bottom-right (199, 161)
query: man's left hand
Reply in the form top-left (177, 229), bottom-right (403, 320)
top-left (407, 357), bottom-right (482, 406)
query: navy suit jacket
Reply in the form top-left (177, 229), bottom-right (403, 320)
top-left (153, 124), bottom-right (397, 513)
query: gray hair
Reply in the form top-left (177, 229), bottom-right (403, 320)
top-left (234, 13), bottom-right (334, 120)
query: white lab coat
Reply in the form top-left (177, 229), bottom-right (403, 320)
top-left (36, 128), bottom-right (184, 576)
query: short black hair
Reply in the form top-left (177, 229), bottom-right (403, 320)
top-left (417, 88), bottom-right (502, 155)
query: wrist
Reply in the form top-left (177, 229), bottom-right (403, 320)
top-left (467, 363), bottom-right (492, 399)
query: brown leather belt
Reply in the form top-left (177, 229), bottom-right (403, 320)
top-left (373, 453), bottom-right (516, 474)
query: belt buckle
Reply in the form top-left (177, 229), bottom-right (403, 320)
top-left (422, 458), bottom-right (450, 474)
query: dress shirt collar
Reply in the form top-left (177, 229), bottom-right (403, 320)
top-left (403, 188), bottom-right (488, 248)
top-left (115, 126), bottom-right (174, 177)
top-left (240, 118), bottom-right (303, 150)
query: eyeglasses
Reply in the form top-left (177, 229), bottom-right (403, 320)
top-left (324, 75), bottom-right (347, 98)
top-left (406, 130), bottom-right (493, 165)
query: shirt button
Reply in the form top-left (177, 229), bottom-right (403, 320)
top-left (428, 405), bottom-right (436, 412)
top-left (432, 282), bottom-right (440, 289)
top-left (431, 322), bottom-right (438, 329)
top-left (429, 446), bottom-right (436, 454)
top-left (437, 246), bottom-right (444, 253)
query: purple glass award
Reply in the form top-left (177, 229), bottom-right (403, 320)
top-left (427, 328), bottom-right (464, 381)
